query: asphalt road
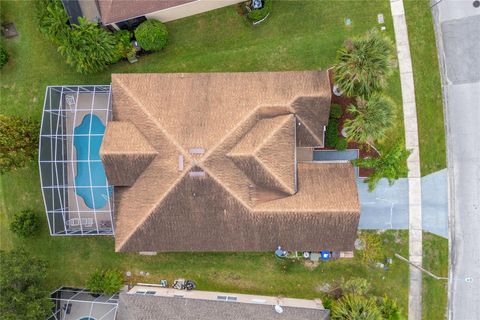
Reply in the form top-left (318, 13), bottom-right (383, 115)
top-left (431, 1), bottom-right (480, 319)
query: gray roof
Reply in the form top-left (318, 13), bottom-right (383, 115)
top-left (117, 293), bottom-right (330, 320)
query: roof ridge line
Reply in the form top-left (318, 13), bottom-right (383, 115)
top-left (254, 115), bottom-right (296, 195)
top-left (252, 114), bottom-right (293, 154)
top-left (199, 164), bottom-right (253, 211)
top-left (114, 77), bottom-right (192, 162)
top-left (295, 114), bottom-right (323, 145)
top-left (116, 167), bottom-right (191, 251)
top-left (252, 153), bottom-right (294, 195)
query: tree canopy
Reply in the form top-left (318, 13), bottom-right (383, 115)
top-left (344, 93), bottom-right (396, 145)
top-left (334, 29), bottom-right (395, 97)
top-left (353, 144), bottom-right (411, 191)
top-left (0, 115), bottom-right (40, 173)
top-left (0, 250), bottom-right (53, 319)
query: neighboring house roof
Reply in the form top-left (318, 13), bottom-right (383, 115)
top-left (97, 0), bottom-right (196, 24)
top-left (101, 71), bottom-right (360, 252)
top-left (117, 292), bottom-right (330, 320)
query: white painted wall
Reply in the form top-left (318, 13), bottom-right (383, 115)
top-left (144, 0), bottom-right (243, 22)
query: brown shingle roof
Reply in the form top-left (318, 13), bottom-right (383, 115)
top-left (100, 122), bottom-right (158, 186)
top-left (98, 0), bottom-right (196, 24)
top-left (228, 115), bottom-right (296, 195)
top-left (117, 293), bottom-right (330, 320)
top-left (103, 71), bottom-right (359, 252)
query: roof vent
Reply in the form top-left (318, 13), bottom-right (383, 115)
top-left (189, 148), bottom-right (205, 154)
top-left (178, 155), bottom-right (184, 171)
top-left (189, 171), bottom-right (205, 178)
top-left (274, 305), bottom-right (284, 314)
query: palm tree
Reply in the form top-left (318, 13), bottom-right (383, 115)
top-left (332, 294), bottom-right (382, 320)
top-left (344, 93), bottom-right (396, 145)
top-left (353, 144), bottom-right (411, 192)
top-left (334, 29), bottom-right (395, 97)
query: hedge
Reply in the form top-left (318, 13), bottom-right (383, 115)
top-left (135, 19), bottom-right (168, 51)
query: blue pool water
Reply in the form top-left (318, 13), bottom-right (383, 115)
top-left (78, 317), bottom-right (96, 320)
top-left (74, 114), bottom-right (112, 209)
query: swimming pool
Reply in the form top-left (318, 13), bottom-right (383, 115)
top-left (78, 317), bottom-right (96, 320)
top-left (74, 114), bottom-right (112, 209)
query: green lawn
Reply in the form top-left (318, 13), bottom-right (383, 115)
top-left (422, 232), bottom-right (448, 320)
top-left (0, 0), bottom-right (427, 316)
top-left (404, 0), bottom-right (446, 176)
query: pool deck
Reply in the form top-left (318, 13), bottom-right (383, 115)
top-left (64, 92), bottom-right (113, 234)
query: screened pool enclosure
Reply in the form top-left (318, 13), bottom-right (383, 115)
top-left (39, 85), bottom-right (114, 235)
top-left (48, 287), bottom-right (118, 320)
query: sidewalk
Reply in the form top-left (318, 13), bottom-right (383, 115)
top-left (390, 0), bottom-right (423, 319)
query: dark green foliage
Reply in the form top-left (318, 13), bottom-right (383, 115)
top-left (247, 0), bottom-right (272, 22)
top-left (37, 1), bottom-right (122, 73)
top-left (330, 104), bottom-right (343, 119)
top-left (0, 250), bottom-right (53, 319)
top-left (135, 19), bottom-right (168, 51)
top-left (322, 296), bottom-right (333, 310)
top-left (332, 294), bottom-right (382, 320)
top-left (0, 115), bottom-right (40, 173)
top-left (0, 43), bottom-right (8, 69)
top-left (353, 144), bottom-right (411, 191)
top-left (114, 29), bottom-right (135, 61)
top-left (335, 138), bottom-right (348, 151)
top-left (87, 270), bottom-right (124, 294)
top-left (378, 295), bottom-right (404, 320)
top-left (344, 93), bottom-right (396, 144)
top-left (57, 17), bottom-right (119, 74)
top-left (334, 29), bottom-right (395, 97)
top-left (325, 118), bottom-right (340, 148)
top-left (10, 209), bottom-right (40, 238)
top-left (36, 0), bottom-right (70, 45)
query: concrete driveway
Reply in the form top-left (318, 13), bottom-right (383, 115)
top-left (357, 169), bottom-right (448, 238)
top-left (431, 1), bottom-right (480, 319)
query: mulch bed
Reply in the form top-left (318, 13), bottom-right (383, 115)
top-left (318, 69), bottom-right (380, 178)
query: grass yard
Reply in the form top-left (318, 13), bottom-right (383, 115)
top-left (0, 0), bottom-right (420, 316)
top-left (404, 0), bottom-right (446, 176)
top-left (422, 232), bottom-right (448, 320)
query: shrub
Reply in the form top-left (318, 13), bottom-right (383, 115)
top-left (135, 19), bottom-right (168, 51)
top-left (330, 104), bottom-right (343, 119)
top-left (36, 0), bottom-right (70, 45)
top-left (353, 143), bottom-right (411, 191)
top-left (0, 44), bottom-right (8, 69)
top-left (322, 296), bottom-right (333, 310)
top-left (57, 17), bottom-right (119, 74)
top-left (113, 29), bottom-right (135, 61)
top-left (0, 115), bottom-right (40, 173)
top-left (332, 294), bottom-right (381, 320)
top-left (247, 0), bottom-right (272, 22)
top-left (334, 29), bottom-right (395, 97)
top-left (10, 209), bottom-right (40, 238)
top-left (87, 270), bottom-right (124, 294)
top-left (341, 277), bottom-right (371, 296)
top-left (335, 138), bottom-right (348, 151)
top-left (344, 93), bottom-right (396, 145)
top-left (378, 296), bottom-right (404, 320)
top-left (325, 118), bottom-right (340, 148)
